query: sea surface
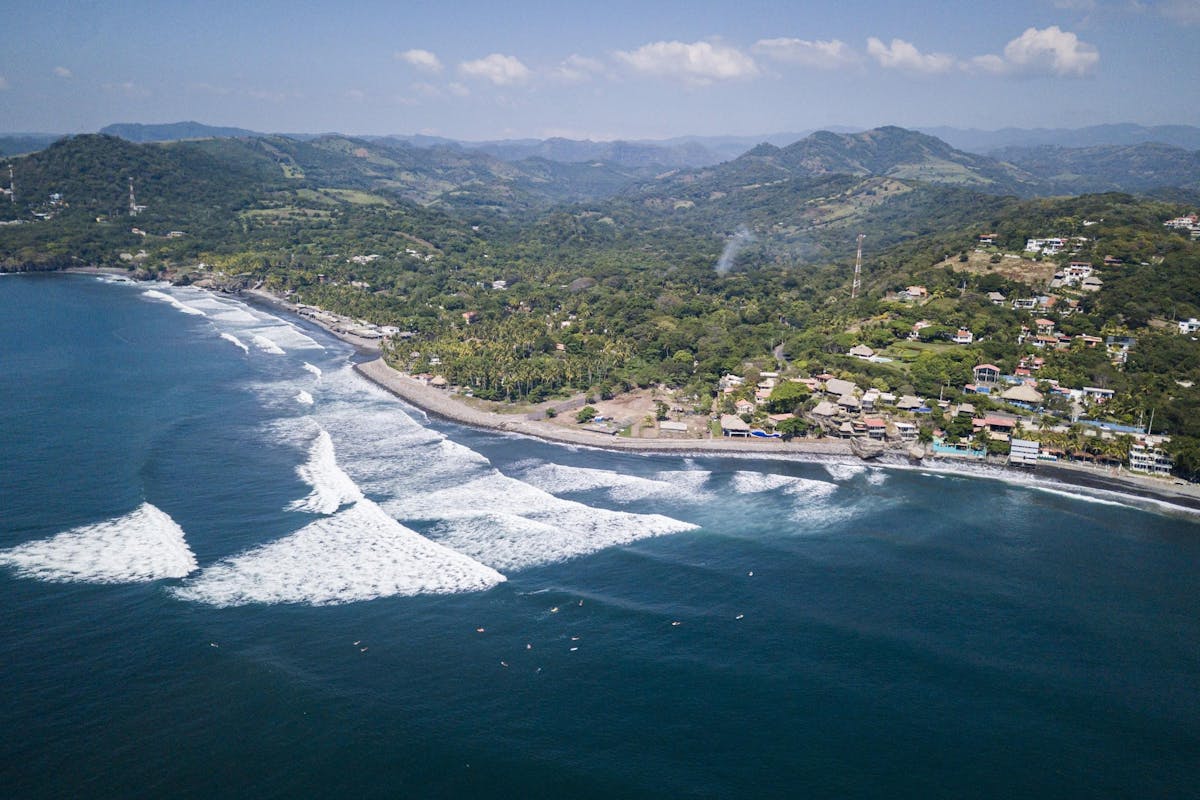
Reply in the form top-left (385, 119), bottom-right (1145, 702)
top-left (2, 273), bottom-right (1198, 799)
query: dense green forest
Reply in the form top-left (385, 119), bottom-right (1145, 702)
top-left (3, 127), bottom-right (1199, 476)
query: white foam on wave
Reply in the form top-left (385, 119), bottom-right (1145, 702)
top-left (285, 364), bottom-right (701, 573)
top-left (1027, 485), bottom-right (1131, 508)
top-left (247, 325), bottom-right (324, 351)
top-left (172, 498), bottom-right (505, 607)
top-left (517, 462), bottom-right (712, 503)
top-left (288, 430), bottom-right (363, 514)
top-left (219, 332), bottom-right (249, 354)
top-left (731, 471), bottom-right (799, 494)
top-left (251, 334), bottom-right (285, 355)
top-left (303, 362), bottom-right (322, 379)
top-left (295, 390), bottom-right (314, 406)
top-left (824, 462), bottom-right (867, 481)
top-left (211, 308), bottom-right (260, 324)
top-left (0, 503), bottom-right (197, 583)
top-left (384, 473), bottom-right (698, 572)
top-left (866, 469), bottom-right (888, 486)
top-left (142, 289), bottom-right (207, 316)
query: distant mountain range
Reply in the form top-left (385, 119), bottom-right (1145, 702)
top-left (3, 124), bottom-right (1197, 210)
top-left (919, 124), bottom-right (1200, 154)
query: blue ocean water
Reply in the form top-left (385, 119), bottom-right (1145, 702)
top-left (1, 273), bottom-right (1198, 798)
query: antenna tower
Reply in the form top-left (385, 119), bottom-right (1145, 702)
top-left (128, 178), bottom-right (138, 217)
top-left (851, 233), bottom-right (865, 299)
top-left (8, 164), bottom-right (13, 203)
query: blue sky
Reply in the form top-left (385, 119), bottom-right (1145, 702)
top-left (2, 0), bottom-right (1198, 139)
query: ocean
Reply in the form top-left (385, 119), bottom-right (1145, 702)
top-left (2, 272), bottom-right (1198, 799)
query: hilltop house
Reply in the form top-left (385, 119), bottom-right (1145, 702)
top-left (973, 364), bottom-right (1001, 384)
top-left (952, 328), bottom-right (974, 345)
top-left (824, 378), bottom-right (857, 398)
top-left (1001, 383), bottom-right (1044, 405)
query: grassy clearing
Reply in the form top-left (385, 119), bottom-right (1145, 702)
top-left (940, 249), bottom-right (1056, 285)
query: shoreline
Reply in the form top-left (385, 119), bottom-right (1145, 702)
top-left (353, 357), bottom-right (1200, 513)
top-left (354, 358), bottom-right (857, 457)
top-left (56, 269), bottom-right (1200, 514)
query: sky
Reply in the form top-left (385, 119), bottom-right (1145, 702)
top-left (2, 0), bottom-right (1199, 140)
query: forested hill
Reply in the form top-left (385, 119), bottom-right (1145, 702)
top-left (642, 126), bottom-right (1044, 197)
top-left (989, 143), bottom-right (1200, 195)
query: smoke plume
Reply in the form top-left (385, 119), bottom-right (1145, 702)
top-left (716, 226), bottom-right (754, 275)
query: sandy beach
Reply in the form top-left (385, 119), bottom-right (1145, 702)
top-left (352, 357), bottom-right (1200, 512)
top-left (354, 358), bottom-right (857, 456)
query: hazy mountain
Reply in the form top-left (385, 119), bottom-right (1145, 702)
top-left (990, 142), bottom-right (1200, 193)
top-left (99, 121), bottom-right (265, 142)
top-left (922, 124), bottom-right (1200, 154)
top-left (0, 134), bottom-right (63, 157)
top-left (640, 126), bottom-right (1042, 198)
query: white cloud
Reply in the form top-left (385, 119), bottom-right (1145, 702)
top-left (396, 48), bottom-right (443, 73)
top-left (972, 26), bottom-right (1099, 77)
top-left (102, 81), bottom-right (150, 98)
top-left (53, 66), bottom-right (72, 79)
top-left (345, 88), bottom-right (366, 101)
top-left (1159, 0), bottom-right (1200, 23)
top-left (866, 37), bottom-right (958, 73)
top-left (190, 82), bottom-right (232, 96)
top-left (552, 54), bottom-right (606, 83)
top-left (246, 88), bottom-right (302, 103)
top-left (613, 40), bottom-right (759, 85)
top-left (448, 82), bottom-right (470, 97)
top-left (411, 81), bottom-right (443, 98)
top-left (752, 38), bottom-right (858, 69)
top-left (1052, 0), bottom-right (1097, 9)
top-left (459, 53), bottom-right (532, 86)
top-left (0, 76), bottom-right (9, 90)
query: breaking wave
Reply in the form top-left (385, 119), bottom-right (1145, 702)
top-left (824, 463), bottom-right (867, 481)
top-left (295, 390), bottom-right (314, 406)
top-left (1028, 485), bottom-right (1131, 508)
top-left (220, 332), bottom-right (249, 354)
top-left (303, 362), bottom-right (322, 379)
top-left (142, 289), bottom-right (207, 316)
top-left (172, 498), bottom-right (505, 607)
top-left (251, 334), bottom-right (286, 355)
top-left (517, 462), bottom-right (713, 503)
top-left (385, 474), bottom-right (698, 572)
top-left (287, 430), bottom-right (363, 514)
top-left (0, 503), bottom-right (197, 583)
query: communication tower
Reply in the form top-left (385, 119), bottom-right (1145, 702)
top-left (128, 178), bottom-right (139, 217)
top-left (851, 233), bottom-right (865, 299)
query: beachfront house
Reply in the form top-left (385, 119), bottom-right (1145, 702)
top-left (1129, 437), bottom-right (1174, 475)
top-left (1009, 438), bottom-right (1041, 465)
top-left (720, 414), bottom-right (752, 437)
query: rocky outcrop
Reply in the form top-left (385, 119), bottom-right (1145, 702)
top-left (850, 436), bottom-right (886, 460)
